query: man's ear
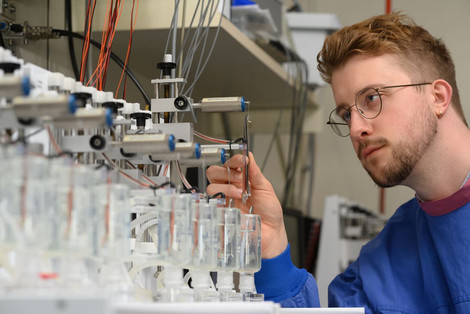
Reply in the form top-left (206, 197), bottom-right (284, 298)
top-left (431, 79), bottom-right (452, 117)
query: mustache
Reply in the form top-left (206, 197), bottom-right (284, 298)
top-left (357, 138), bottom-right (388, 159)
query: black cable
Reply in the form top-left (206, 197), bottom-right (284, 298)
top-left (207, 192), bottom-right (225, 201)
top-left (149, 181), bottom-right (176, 196)
top-left (282, 60), bottom-right (309, 208)
top-left (51, 28), bottom-right (151, 107)
top-left (0, 32), bottom-right (5, 48)
top-left (65, 0), bottom-right (80, 80)
top-left (183, 186), bottom-right (200, 193)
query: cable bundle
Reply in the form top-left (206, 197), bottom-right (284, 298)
top-left (115, 0), bottom-right (139, 99)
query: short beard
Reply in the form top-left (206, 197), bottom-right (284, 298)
top-left (368, 144), bottom-right (417, 187)
top-left (364, 108), bottom-right (438, 188)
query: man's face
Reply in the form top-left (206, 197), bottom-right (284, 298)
top-left (331, 54), bottom-right (437, 187)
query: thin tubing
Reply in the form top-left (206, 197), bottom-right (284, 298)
top-left (52, 28), bottom-right (151, 106)
top-left (183, 0), bottom-right (223, 97)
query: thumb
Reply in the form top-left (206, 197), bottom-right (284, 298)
top-left (247, 152), bottom-right (270, 188)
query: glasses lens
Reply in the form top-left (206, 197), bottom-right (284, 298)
top-left (328, 109), bottom-right (350, 137)
top-left (356, 88), bottom-right (382, 119)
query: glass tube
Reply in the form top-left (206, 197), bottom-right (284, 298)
top-left (52, 162), bottom-right (96, 288)
top-left (191, 201), bottom-right (217, 269)
top-left (238, 213), bottom-right (263, 301)
top-left (216, 206), bottom-right (241, 270)
top-left (239, 213), bottom-right (261, 273)
top-left (189, 200), bottom-right (219, 302)
top-left (0, 148), bottom-right (24, 290)
top-left (157, 193), bottom-right (192, 266)
top-left (215, 205), bottom-right (241, 301)
top-left (94, 183), bottom-right (131, 261)
top-left (13, 155), bottom-right (55, 290)
top-left (95, 183), bottom-right (133, 301)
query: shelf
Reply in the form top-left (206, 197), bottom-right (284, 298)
top-left (78, 1), bottom-right (317, 110)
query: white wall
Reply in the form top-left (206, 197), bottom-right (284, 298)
top-left (294, 0), bottom-right (470, 218)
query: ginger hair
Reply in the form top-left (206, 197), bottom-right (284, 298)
top-left (317, 12), bottom-right (466, 124)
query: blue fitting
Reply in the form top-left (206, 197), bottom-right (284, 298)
top-left (194, 142), bottom-right (201, 159)
top-left (221, 148), bottom-right (227, 164)
top-left (240, 96), bottom-right (246, 112)
top-left (168, 134), bottom-right (176, 152)
top-left (68, 94), bottom-right (77, 114)
top-left (21, 76), bottom-right (30, 96)
top-left (0, 22), bottom-right (8, 31)
top-left (105, 108), bottom-right (113, 127)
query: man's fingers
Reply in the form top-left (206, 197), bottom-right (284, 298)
top-left (247, 152), bottom-right (271, 189)
top-left (223, 154), bottom-right (246, 170)
top-left (206, 183), bottom-right (243, 199)
top-left (206, 164), bottom-right (243, 183)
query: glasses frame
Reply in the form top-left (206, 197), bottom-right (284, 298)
top-left (327, 82), bottom-right (432, 137)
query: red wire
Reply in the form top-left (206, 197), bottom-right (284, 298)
top-left (386, 0), bottom-right (392, 14)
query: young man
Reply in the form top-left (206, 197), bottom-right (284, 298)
top-left (206, 12), bottom-right (470, 313)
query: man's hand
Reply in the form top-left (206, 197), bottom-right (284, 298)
top-left (206, 152), bottom-right (288, 259)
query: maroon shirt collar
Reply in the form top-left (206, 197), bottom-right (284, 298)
top-left (418, 178), bottom-right (470, 216)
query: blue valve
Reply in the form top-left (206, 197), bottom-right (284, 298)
top-left (169, 134), bottom-right (176, 152)
top-left (240, 96), bottom-right (246, 112)
top-left (195, 142), bottom-right (201, 159)
top-left (221, 148), bottom-right (227, 164)
top-left (68, 94), bottom-right (77, 114)
top-left (21, 76), bottom-right (30, 96)
top-left (0, 22), bottom-right (9, 32)
top-left (105, 108), bottom-right (113, 127)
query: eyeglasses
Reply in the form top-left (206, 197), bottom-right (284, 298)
top-left (327, 82), bottom-right (432, 137)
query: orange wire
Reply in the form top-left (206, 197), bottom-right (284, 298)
top-left (80, 0), bottom-right (96, 83)
top-left (115, 0), bottom-right (139, 98)
top-left (79, 0), bottom-right (91, 82)
top-left (91, 0), bottom-right (124, 90)
top-left (83, 0), bottom-right (96, 83)
top-left (101, 1), bottom-right (118, 89)
top-left (88, 0), bottom-right (111, 88)
top-left (102, 0), bottom-right (124, 89)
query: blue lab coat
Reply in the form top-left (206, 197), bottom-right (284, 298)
top-left (255, 180), bottom-right (470, 313)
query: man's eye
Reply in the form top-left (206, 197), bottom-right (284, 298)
top-left (366, 93), bottom-right (380, 103)
top-left (339, 110), bottom-right (351, 122)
